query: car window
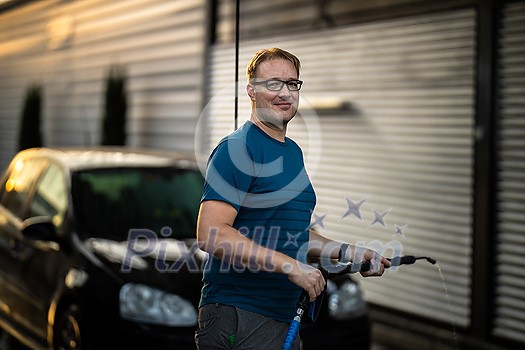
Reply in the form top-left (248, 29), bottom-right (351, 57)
top-left (73, 167), bottom-right (203, 240)
top-left (0, 157), bottom-right (47, 218)
top-left (27, 162), bottom-right (68, 225)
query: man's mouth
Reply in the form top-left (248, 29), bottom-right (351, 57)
top-left (274, 102), bottom-right (292, 109)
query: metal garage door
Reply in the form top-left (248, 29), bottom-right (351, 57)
top-left (493, 1), bottom-right (525, 344)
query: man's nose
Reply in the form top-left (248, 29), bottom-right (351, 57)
top-left (277, 84), bottom-right (291, 98)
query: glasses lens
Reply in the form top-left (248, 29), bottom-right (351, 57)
top-left (266, 80), bottom-right (284, 91)
top-left (287, 81), bottom-right (301, 91)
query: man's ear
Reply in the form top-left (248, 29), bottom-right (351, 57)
top-left (246, 84), bottom-right (255, 101)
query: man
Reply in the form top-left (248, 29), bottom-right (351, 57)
top-left (195, 48), bottom-right (390, 349)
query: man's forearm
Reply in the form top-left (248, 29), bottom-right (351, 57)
top-left (198, 223), bottom-right (297, 274)
top-left (308, 229), bottom-right (347, 260)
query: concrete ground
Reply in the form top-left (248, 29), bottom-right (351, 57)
top-left (0, 331), bottom-right (392, 350)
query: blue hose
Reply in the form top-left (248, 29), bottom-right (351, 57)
top-left (282, 318), bottom-right (301, 350)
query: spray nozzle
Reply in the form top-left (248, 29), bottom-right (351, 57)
top-left (388, 255), bottom-right (436, 267)
top-left (419, 256), bottom-right (437, 265)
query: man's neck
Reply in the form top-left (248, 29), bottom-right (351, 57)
top-left (250, 115), bottom-right (287, 142)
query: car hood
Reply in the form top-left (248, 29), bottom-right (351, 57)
top-left (85, 237), bottom-right (208, 271)
top-left (83, 237), bottom-right (207, 303)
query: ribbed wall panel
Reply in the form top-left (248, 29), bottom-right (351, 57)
top-left (215, 0), bottom-right (450, 44)
top-left (0, 0), bottom-right (207, 169)
top-left (206, 9), bottom-right (475, 326)
top-left (493, 2), bottom-right (525, 344)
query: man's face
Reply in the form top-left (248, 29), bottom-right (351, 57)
top-left (248, 59), bottom-right (300, 131)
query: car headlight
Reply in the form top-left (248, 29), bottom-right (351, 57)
top-left (327, 279), bottom-right (367, 320)
top-left (119, 283), bottom-right (197, 326)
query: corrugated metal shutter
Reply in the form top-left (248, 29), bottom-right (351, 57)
top-left (0, 0), bottom-right (207, 169)
top-left (493, 2), bottom-right (525, 344)
top-left (204, 9), bottom-right (475, 326)
top-left (214, 0), bottom-right (466, 44)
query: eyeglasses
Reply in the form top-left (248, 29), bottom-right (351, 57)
top-left (250, 79), bottom-right (303, 91)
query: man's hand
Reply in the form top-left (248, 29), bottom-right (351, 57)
top-left (341, 244), bottom-right (392, 277)
top-left (359, 249), bottom-right (391, 277)
top-left (286, 261), bottom-right (326, 301)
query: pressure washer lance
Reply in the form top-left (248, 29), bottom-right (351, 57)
top-left (384, 255), bottom-right (436, 271)
top-left (389, 255), bottom-right (436, 266)
top-left (282, 255), bottom-right (437, 350)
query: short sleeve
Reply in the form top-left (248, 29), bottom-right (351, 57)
top-left (201, 137), bottom-right (255, 212)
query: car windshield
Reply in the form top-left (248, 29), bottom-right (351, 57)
top-left (72, 167), bottom-right (203, 241)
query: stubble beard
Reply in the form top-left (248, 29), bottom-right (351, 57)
top-left (254, 106), bottom-right (297, 132)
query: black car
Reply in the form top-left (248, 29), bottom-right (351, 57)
top-left (0, 148), bottom-right (370, 350)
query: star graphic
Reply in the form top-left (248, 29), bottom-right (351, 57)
top-left (310, 212), bottom-right (327, 229)
top-left (340, 197), bottom-right (367, 221)
top-left (369, 208), bottom-right (391, 228)
top-left (284, 232), bottom-right (302, 248)
top-left (393, 224), bottom-right (407, 238)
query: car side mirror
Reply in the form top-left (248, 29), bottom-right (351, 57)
top-left (21, 216), bottom-right (59, 242)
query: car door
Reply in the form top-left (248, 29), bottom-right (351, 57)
top-left (0, 156), bottom-right (47, 329)
top-left (15, 161), bottom-right (70, 338)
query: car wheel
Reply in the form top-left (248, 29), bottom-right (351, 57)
top-left (54, 304), bottom-right (88, 350)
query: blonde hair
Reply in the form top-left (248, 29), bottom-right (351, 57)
top-left (246, 48), bottom-right (301, 80)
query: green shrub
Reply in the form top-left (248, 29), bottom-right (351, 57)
top-left (18, 83), bottom-right (43, 151)
top-left (101, 64), bottom-right (128, 146)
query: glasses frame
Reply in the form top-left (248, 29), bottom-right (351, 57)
top-left (250, 79), bottom-right (303, 91)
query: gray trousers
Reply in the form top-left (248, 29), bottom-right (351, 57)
top-left (195, 303), bottom-right (301, 350)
